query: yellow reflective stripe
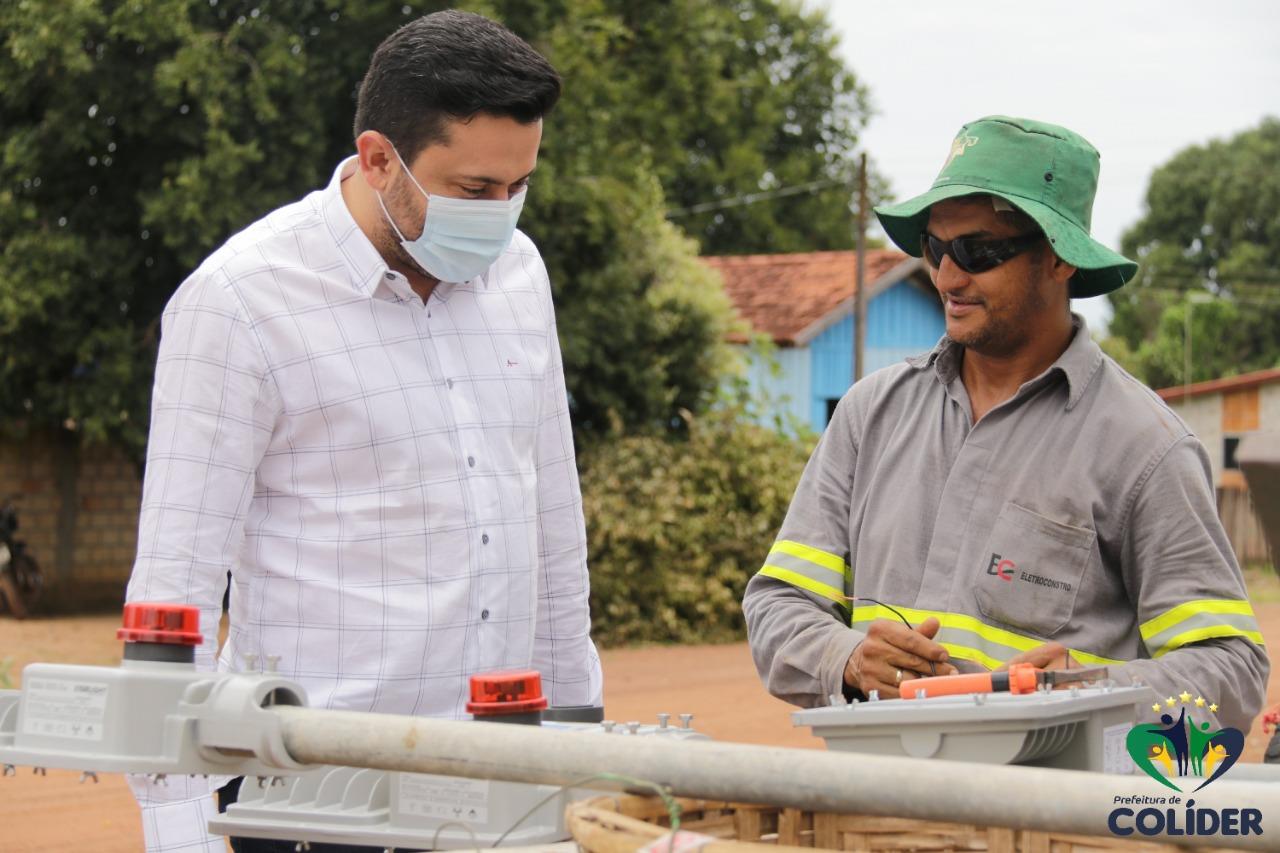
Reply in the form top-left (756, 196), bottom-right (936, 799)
top-left (852, 605), bottom-right (1036, 652)
top-left (1070, 649), bottom-right (1123, 666)
top-left (1150, 625), bottom-right (1267, 659)
top-left (1139, 599), bottom-right (1257, 641)
top-left (936, 643), bottom-right (1119, 670)
top-left (937, 642), bottom-right (1004, 671)
top-left (852, 603), bottom-right (933, 624)
top-left (770, 540), bottom-right (850, 580)
top-left (758, 565), bottom-right (847, 606)
top-left (851, 604), bottom-right (1123, 668)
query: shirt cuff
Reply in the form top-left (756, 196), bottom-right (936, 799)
top-left (821, 626), bottom-right (867, 704)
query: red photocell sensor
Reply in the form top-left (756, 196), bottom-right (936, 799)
top-left (117, 602), bottom-right (203, 646)
top-left (466, 670), bottom-right (549, 716)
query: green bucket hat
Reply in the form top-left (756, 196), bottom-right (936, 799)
top-left (874, 115), bottom-right (1138, 298)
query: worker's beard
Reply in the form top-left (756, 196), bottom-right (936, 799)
top-left (952, 265), bottom-right (1052, 358)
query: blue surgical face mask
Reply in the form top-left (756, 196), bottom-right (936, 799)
top-left (376, 143), bottom-right (526, 283)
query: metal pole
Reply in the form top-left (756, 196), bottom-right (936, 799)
top-left (1184, 297), bottom-right (1192, 396)
top-left (272, 707), bottom-right (1275, 850)
top-left (853, 152), bottom-right (868, 384)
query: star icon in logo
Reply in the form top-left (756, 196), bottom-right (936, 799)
top-left (1194, 696), bottom-right (1206, 708)
top-left (1165, 697), bottom-right (1176, 707)
top-left (1151, 703), bottom-right (1161, 713)
top-left (1178, 690), bottom-right (1192, 703)
top-left (1209, 703), bottom-right (1219, 713)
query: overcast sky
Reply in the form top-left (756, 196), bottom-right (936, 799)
top-left (823, 1), bottom-right (1280, 333)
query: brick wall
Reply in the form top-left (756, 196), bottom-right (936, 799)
top-left (0, 430), bottom-right (141, 611)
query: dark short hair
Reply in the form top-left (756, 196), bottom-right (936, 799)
top-left (986, 196), bottom-right (1055, 263)
top-left (353, 10), bottom-right (561, 161)
top-left (993, 200), bottom-right (1040, 235)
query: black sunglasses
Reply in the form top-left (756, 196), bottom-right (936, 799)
top-left (920, 231), bottom-right (1043, 275)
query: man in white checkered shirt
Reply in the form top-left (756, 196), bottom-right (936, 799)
top-left (124, 11), bottom-right (602, 851)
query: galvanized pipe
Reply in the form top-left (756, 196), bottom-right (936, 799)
top-left (272, 707), bottom-right (1277, 850)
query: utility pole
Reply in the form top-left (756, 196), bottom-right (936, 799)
top-left (1183, 291), bottom-right (1213, 396)
top-left (853, 152), bottom-right (868, 384)
top-left (1183, 297), bottom-right (1192, 397)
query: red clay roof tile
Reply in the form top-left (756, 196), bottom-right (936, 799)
top-left (1157, 367), bottom-right (1280, 402)
top-left (702, 249), bottom-right (910, 345)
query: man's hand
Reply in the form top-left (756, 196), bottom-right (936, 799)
top-left (843, 617), bottom-right (958, 698)
top-left (996, 642), bottom-right (1080, 682)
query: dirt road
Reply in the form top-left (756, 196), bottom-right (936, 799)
top-left (2, 606), bottom-right (1277, 852)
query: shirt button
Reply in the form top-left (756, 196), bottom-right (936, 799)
top-left (480, 609), bottom-right (490, 621)
top-left (467, 455), bottom-right (476, 467)
top-left (384, 272), bottom-right (394, 280)
top-left (481, 533), bottom-right (490, 545)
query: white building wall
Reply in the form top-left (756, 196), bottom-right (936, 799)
top-left (1261, 383), bottom-right (1280, 432)
top-left (1169, 394), bottom-right (1224, 481)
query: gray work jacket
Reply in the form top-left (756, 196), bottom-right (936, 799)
top-left (743, 318), bottom-right (1268, 733)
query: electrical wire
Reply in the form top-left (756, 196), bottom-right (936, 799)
top-left (1117, 286), bottom-right (1280, 306)
top-left (428, 819), bottom-right (480, 851)
top-left (665, 177), bottom-right (856, 217)
top-left (489, 771), bottom-right (682, 850)
top-left (847, 596), bottom-right (938, 677)
top-left (1127, 270), bottom-right (1280, 286)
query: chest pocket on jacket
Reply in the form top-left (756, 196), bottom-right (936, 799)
top-left (974, 501), bottom-right (1095, 637)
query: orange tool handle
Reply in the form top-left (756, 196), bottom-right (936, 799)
top-left (900, 663), bottom-right (1040, 700)
top-left (900, 671), bottom-right (993, 700)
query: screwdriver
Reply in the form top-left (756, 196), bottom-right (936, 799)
top-left (900, 663), bottom-right (1109, 700)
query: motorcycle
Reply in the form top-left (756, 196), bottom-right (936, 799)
top-left (1265, 707), bottom-right (1280, 765)
top-left (0, 498), bottom-right (43, 619)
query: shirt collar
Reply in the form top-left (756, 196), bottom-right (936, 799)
top-left (908, 313), bottom-right (1104, 410)
top-left (318, 156), bottom-right (467, 304)
top-left (317, 156), bottom-right (394, 299)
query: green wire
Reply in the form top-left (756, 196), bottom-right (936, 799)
top-left (489, 771), bottom-right (682, 849)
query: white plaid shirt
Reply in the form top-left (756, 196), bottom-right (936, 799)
top-left (125, 158), bottom-right (602, 851)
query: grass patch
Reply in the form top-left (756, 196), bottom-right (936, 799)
top-left (1243, 563), bottom-right (1280, 604)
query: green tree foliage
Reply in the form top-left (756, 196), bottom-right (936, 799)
top-left (486, 0), bottom-right (874, 255)
top-left (1, 0), bottom-right (869, 450)
top-left (552, 0), bottom-right (873, 255)
top-left (489, 2), bottom-right (739, 433)
top-left (0, 0), bottom-right (412, 450)
top-left (1107, 118), bottom-right (1280, 388)
top-left (579, 406), bottom-right (811, 646)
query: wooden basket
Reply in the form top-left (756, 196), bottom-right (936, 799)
top-left (565, 794), bottom-right (1232, 852)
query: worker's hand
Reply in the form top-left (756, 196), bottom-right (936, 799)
top-left (997, 642), bottom-right (1080, 683)
top-left (843, 617), bottom-right (957, 699)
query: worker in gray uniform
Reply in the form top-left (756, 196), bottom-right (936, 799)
top-left (743, 116), bottom-right (1269, 734)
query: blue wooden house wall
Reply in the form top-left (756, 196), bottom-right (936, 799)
top-left (808, 281), bottom-right (944, 430)
top-left (742, 345), bottom-right (811, 432)
top-left (739, 279), bottom-right (944, 434)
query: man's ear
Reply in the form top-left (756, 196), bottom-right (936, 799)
top-left (355, 131), bottom-right (397, 192)
top-left (1050, 250), bottom-right (1078, 287)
